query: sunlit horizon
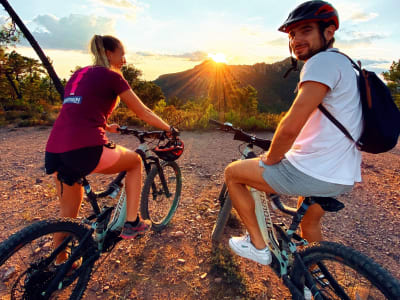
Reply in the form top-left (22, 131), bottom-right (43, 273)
top-left (208, 53), bottom-right (228, 64)
top-left (2, 1), bottom-right (399, 80)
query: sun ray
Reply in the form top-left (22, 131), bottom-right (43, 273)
top-left (208, 53), bottom-right (227, 63)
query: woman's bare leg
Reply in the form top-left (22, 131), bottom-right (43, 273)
top-left (53, 174), bottom-right (83, 263)
top-left (97, 146), bottom-right (142, 222)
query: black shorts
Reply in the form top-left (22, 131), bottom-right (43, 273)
top-left (45, 145), bottom-right (103, 185)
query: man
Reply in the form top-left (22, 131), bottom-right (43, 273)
top-left (225, 1), bottom-right (363, 266)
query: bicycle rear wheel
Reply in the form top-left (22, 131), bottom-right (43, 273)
top-left (140, 161), bottom-right (182, 232)
top-left (211, 183), bottom-right (232, 244)
top-left (294, 241), bottom-right (400, 299)
top-left (0, 219), bottom-right (96, 300)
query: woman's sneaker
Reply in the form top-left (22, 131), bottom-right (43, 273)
top-left (120, 219), bottom-right (151, 239)
top-left (229, 234), bottom-right (272, 265)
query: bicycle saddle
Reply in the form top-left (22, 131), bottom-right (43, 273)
top-left (305, 196), bottom-right (345, 212)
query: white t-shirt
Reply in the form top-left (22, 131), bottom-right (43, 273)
top-left (285, 48), bottom-right (363, 185)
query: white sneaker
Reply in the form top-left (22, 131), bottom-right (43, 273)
top-left (304, 286), bottom-right (312, 300)
top-left (228, 234), bottom-right (272, 265)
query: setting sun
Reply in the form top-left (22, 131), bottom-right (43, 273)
top-left (208, 53), bottom-right (227, 63)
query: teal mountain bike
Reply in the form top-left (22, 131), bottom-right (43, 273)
top-left (0, 127), bottom-right (182, 299)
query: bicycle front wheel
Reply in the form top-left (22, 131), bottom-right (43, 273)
top-left (141, 161), bottom-right (182, 231)
top-left (0, 219), bottom-right (96, 300)
top-left (294, 241), bottom-right (400, 299)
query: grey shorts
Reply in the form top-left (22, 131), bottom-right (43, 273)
top-left (259, 158), bottom-right (353, 197)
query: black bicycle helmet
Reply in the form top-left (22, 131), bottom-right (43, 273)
top-left (154, 138), bottom-right (184, 161)
top-left (278, 0), bottom-right (339, 33)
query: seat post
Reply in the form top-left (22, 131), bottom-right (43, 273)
top-left (82, 177), bottom-right (101, 215)
top-left (286, 197), bottom-right (315, 236)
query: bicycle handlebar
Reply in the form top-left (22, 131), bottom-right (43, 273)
top-left (209, 119), bottom-right (271, 151)
top-left (118, 126), bottom-right (179, 141)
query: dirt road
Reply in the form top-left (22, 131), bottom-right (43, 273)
top-left (0, 126), bottom-right (399, 299)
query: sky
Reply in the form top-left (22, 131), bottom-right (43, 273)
top-left (1, 0), bottom-right (399, 81)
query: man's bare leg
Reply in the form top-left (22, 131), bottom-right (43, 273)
top-left (297, 196), bottom-right (325, 243)
top-left (224, 158), bottom-right (276, 250)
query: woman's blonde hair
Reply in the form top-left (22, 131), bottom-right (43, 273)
top-left (90, 35), bottom-right (122, 68)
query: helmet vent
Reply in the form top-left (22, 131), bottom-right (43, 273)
top-left (315, 4), bottom-right (335, 15)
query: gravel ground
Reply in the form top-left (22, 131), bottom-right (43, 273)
top-left (0, 126), bottom-right (398, 299)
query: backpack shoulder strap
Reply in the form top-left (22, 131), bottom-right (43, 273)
top-left (329, 50), bottom-right (362, 73)
top-left (317, 49), bottom-right (359, 144)
top-left (318, 104), bottom-right (355, 143)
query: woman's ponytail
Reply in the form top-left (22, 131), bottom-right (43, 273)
top-left (90, 35), bottom-right (110, 68)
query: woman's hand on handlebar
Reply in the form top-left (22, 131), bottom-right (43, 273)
top-left (106, 123), bottom-right (120, 133)
top-left (166, 125), bottom-right (179, 138)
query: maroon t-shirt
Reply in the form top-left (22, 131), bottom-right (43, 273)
top-left (46, 66), bottom-right (130, 153)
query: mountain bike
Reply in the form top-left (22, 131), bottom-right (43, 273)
top-left (209, 119), bottom-right (400, 300)
top-left (0, 127), bottom-right (182, 299)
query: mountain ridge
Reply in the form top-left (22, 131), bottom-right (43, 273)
top-left (153, 58), bottom-right (302, 113)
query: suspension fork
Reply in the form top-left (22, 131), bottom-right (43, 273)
top-left (151, 159), bottom-right (171, 197)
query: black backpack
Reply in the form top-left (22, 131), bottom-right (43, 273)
top-left (318, 51), bottom-right (400, 154)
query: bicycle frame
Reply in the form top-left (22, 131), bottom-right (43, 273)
top-left (209, 120), bottom-right (325, 298)
top-left (239, 143), bottom-right (302, 277)
top-left (41, 129), bottom-right (178, 296)
top-left (107, 142), bottom-right (164, 234)
top-left (82, 131), bottom-right (170, 251)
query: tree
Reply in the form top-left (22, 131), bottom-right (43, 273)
top-left (231, 85), bottom-right (259, 117)
top-left (135, 81), bottom-right (165, 109)
top-left (383, 60), bottom-right (400, 94)
top-left (1, 0), bottom-right (64, 99)
top-left (121, 64), bottom-right (165, 109)
top-left (383, 60), bottom-right (400, 109)
top-left (122, 64), bottom-right (142, 87)
top-left (0, 18), bottom-right (20, 46)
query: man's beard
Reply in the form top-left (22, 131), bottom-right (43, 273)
top-left (293, 36), bottom-right (327, 61)
top-left (296, 47), bottom-right (321, 61)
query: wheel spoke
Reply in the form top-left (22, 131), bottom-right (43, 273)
top-left (299, 242), bottom-right (400, 299)
top-left (141, 161), bottom-right (182, 231)
top-left (0, 220), bottom-right (95, 299)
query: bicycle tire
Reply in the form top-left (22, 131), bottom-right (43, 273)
top-left (293, 241), bottom-right (400, 299)
top-left (217, 183), bottom-right (228, 207)
top-left (211, 184), bottom-right (232, 244)
top-left (140, 161), bottom-right (182, 232)
top-left (0, 219), bottom-right (96, 300)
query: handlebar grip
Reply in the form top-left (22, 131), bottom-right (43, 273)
top-left (209, 119), bottom-right (234, 131)
top-left (209, 119), bottom-right (223, 126)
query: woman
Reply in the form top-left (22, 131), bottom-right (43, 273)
top-left (45, 35), bottom-right (172, 264)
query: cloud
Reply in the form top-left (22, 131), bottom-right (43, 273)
top-left (135, 51), bottom-right (155, 57)
top-left (265, 37), bottom-right (287, 47)
top-left (337, 3), bottom-right (378, 24)
top-left (92, 0), bottom-right (143, 21)
top-left (23, 14), bottom-right (115, 50)
top-left (359, 60), bottom-right (391, 74)
top-left (358, 59), bottom-right (390, 66)
top-left (135, 50), bottom-right (208, 62)
top-left (348, 12), bottom-right (378, 23)
top-left (98, 0), bottom-right (135, 9)
top-left (336, 31), bottom-right (386, 48)
top-left (166, 51), bottom-right (208, 61)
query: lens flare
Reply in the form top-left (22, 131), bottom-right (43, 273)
top-left (208, 53), bottom-right (227, 63)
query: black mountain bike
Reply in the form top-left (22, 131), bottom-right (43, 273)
top-left (0, 127), bottom-right (182, 299)
top-left (210, 119), bottom-right (400, 300)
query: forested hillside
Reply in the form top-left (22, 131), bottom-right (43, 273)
top-left (154, 58), bottom-right (302, 113)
